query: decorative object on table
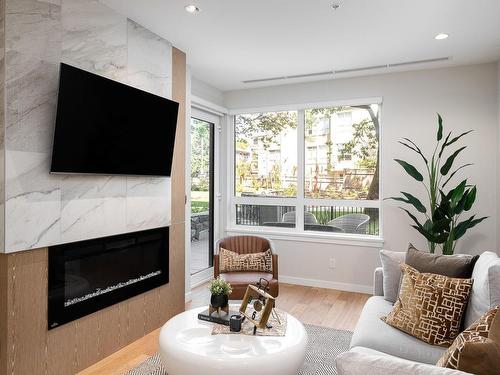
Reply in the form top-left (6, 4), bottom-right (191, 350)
top-left (386, 113), bottom-right (487, 254)
top-left (208, 277), bottom-right (232, 317)
top-left (212, 308), bottom-right (287, 336)
top-left (239, 278), bottom-right (280, 335)
top-left (436, 306), bottom-right (500, 375)
top-left (229, 314), bottom-right (243, 332)
top-left (197, 308), bottom-right (240, 326)
top-left (381, 264), bottom-right (473, 347)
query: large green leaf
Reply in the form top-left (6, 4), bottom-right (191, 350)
top-left (442, 164), bottom-right (473, 188)
top-left (401, 192), bottom-right (426, 213)
top-left (440, 147), bottom-right (466, 175)
top-left (438, 131), bottom-right (452, 158)
top-left (454, 216), bottom-right (488, 240)
top-left (450, 179), bottom-right (467, 207)
top-left (437, 114), bottom-right (443, 141)
top-left (453, 189), bottom-right (469, 216)
top-left (445, 130), bottom-right (473, 148)
top-left (400, 208), bottom-right (424, 229)
top-left (432, 219), bottom-right (452, 234)
top-left (464, 186), bottom-right (477, 211)
top-left (401, 138), bottom-right (428, 165)
top-left (395, 159), bottom-right (424, 181)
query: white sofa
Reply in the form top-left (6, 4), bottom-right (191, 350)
top-left (336, 251), bottom-right (500, 374)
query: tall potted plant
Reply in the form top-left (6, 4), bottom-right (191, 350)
top-left (387, 114), bottom-right (487, 254)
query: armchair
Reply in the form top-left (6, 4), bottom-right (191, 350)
top-left (214, 235), bottom-right (279, 300)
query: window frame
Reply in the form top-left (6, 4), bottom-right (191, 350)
top-left (226, 98), bottom-right (384, 246)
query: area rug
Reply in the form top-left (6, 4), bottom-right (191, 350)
top-left (125, 324), bottom-right (353, 375)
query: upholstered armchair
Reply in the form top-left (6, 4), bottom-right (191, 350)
top-left (214, 235), bottom-right (279, 300)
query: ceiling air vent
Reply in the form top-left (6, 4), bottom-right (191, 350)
top-left (387, 57), bottom-right (450, 68)
top-left (242, 57), bottom-right (451, 84)
top-left (242, 70), bottom-right (333, 84)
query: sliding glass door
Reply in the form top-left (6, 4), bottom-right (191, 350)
top-left (190, 116), bottom-right (214, 275)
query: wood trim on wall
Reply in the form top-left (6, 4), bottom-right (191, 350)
top-left (0, 48), bottom-right (187, 375)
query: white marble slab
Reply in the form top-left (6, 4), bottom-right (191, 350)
top-left (126, 176), bottom-right (171, 232)
top-left (126, 19), bottom-right (172, 98)
top-left (61, 0), bottom-right (126, 80)
top-left (2, 0), bottom-right (173, 252)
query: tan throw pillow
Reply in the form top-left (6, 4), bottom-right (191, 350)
top-left (381, 264), bottom-right (473, 347)
top-left (219, 248), bottom-right (273, 273)
top-left (437, 306), bottom-right (500, 375)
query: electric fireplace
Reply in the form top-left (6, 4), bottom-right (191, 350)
top-left (48, 227), bottom-right (169, 329)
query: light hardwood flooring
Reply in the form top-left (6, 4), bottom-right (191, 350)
top-left (78, 283), bottom-right (370, 375)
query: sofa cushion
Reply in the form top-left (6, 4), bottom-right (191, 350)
top-left (437, 306), bottom-right (500, 375)
top-left (406, 244), bottom-right (478, 278)
top-left (337, 347), bottom-right (473, 375)
top-left (465, 251), bottom-right (500, 328)
top-left (381, 264), bottom-right (473, 347)
top-left (380, 250), bottom-right (405, 303)
top-left (351, 296), bottom-right (446, 364)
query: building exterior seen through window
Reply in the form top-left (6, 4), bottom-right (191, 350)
top-left (233, 104), bottom-right (380, 237)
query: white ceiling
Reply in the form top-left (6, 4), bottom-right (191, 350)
top-left (102, 0), bottom-right (500, 91)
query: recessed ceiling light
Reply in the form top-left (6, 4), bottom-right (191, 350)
top-left (185, 5), bottom-right (200, 14)
top-left (435, 33), bottom-right (449, 40)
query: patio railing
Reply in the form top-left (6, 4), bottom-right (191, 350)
top-left (235, 204), bottom-right (379, 235)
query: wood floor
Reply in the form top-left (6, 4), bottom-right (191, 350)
top-left (78, 283), bottom-right (370, 375)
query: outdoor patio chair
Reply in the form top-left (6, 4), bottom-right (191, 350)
top-left (327, 213), bottom-right (370, 234)
top-left (282, 211), bottom-right (318, 224)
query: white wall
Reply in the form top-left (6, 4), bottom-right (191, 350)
top-left (192, 76), bottom-right (226, 107)
top-left (223, 63), bottom-right (499, 291)
top-left (498, 61), bottom-right (500, 246)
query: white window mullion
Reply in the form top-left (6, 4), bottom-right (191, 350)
top-left (228, 115), bottom-right (236, 228)
top-left (296, 110), bottom-right (305, 232)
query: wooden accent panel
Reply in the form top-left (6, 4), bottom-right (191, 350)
top-left (171, 46), bottom-right (186, 225)
top-left (0, 47), bottom-right (187, 375)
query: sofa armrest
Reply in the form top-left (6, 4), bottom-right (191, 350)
top-left (336, 348), bottom-right (473, 375)
top-left (373, 267), bottom-right (384, 296)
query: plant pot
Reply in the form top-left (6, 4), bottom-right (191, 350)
top-left (210, 294), bottom-right (228, 309)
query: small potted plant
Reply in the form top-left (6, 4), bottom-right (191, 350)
top-left (209, 277), bottom-right (232, 311)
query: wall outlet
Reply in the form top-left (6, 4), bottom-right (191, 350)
top-left (329, 257), bottom-right (336, 269)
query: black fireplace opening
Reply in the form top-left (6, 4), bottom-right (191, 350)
top-left (48, 227), bottom-right (169, 329)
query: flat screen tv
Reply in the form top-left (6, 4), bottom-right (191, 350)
top-left (50, 63), bottom-right (179, 177)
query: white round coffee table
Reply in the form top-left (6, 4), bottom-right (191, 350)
top-left (158, 305), bottom-right (308, 375)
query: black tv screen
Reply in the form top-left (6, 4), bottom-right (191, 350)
top-left (51, 63), bottom-right (179, 177)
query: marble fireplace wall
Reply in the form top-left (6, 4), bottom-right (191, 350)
top-left (3, 0), bottom-right (173, 252)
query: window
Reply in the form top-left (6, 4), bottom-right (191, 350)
top-left (232, 103), bottom-right (380, 238)
top-left (235, 111), bottom-right (297, 198)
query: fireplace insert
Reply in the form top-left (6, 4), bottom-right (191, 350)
top-left (48, 227), bottom-right (169, 329)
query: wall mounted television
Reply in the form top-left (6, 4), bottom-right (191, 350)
top-left (50, 63), bottom-right (179, 177)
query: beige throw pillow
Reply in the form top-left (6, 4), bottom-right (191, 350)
top-left (219, 248), bottom-right (273, 273)
top-left (437, 306), bottom-right (500, 375)
top-left (381, 264), bottom-right (473, 347)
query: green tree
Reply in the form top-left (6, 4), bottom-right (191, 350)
top-left (340, 105), bottom-right (380, 200)
top-left (191, 119), bottom-right (210, 180)
top-left (235, 111), bottom-right (296, 149)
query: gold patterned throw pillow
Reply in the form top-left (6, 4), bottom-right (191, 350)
top-left (381, 264), bottom-right (473, 347)
top-left (436, 306), bottom-right (500, 375)
top-left (219, 248), bottom-right (273, 273)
